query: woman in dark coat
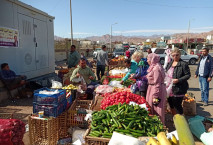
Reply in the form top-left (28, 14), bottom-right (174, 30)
top-left (166, 48), bottom-right (191, 115)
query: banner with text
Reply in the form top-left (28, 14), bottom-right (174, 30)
top-left (0, 27), bottom-right (19, 47)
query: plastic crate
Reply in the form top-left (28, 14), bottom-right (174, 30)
top-left (33, 99), bottom-right (67, 118)
top-left (67, 100), bottom-right (92, 128)
top-left (33, 88), bottom-right (66, 105)
top-left (28, 112), bottom-right (68, 145)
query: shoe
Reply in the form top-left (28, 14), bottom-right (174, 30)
top-left (203, 102), bottom-right (208, 106)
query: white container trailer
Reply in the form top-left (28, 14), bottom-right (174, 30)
top-left (0, 0), bottom-right (55, 80)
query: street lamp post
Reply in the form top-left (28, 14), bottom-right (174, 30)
top-left (110, 23), bottom-right (118, 52)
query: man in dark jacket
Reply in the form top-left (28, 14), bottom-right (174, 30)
top-left (195, 47), bottom-right (213, 106)
top-left (0, 63), bottom-right (26, 88)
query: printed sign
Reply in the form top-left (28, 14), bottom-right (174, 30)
top-left (0, 27), bottom-right (19, 47)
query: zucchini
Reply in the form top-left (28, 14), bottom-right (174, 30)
top-left (173, 114), bottom-right (195, 145)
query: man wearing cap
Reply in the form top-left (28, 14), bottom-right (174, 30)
top-left (195, 47), bottom-right (213, 106)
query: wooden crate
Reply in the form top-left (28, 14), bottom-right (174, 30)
top-left (84, 128), bottom-right (110, 145)
top-left (90, 95), bottom-right (103, 111)
top-left (29, 112), bottom-right (68, 145)
top-left (67, 100), bottom-right (92, 128)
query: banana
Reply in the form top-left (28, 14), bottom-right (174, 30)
top-left (171, 134), bottom-right (179, 145)
top-left (146, 137), bottom-right (159, 145)
top-left (157, 132), bottom-right (172, 145)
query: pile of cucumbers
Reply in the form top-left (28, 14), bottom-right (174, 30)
top-left (89, 103), bottom-right (165, 138)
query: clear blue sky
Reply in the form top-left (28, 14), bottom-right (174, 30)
top-left (20, 0), bottom-right (213, 38)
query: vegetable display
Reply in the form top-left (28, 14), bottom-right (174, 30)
top-left (100, 91), bottom-right (149, 110)
top-left (89, 103), bottom-right (164, 138)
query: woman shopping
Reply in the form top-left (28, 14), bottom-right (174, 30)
top-left (146, 53), bottom-right (166, 124)
top-left (166, 48), bottom-right (191, 115)
top-left (120, 51), bottom-right (144, 84)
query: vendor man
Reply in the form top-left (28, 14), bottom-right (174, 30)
top-left (68, 45), bottom-right (80, 68)
top-left (70, 58), bottom-right (97, 99)
top-left (0, 63), bottom-right (26, 88)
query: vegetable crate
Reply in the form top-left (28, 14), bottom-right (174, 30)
top-left (28, 112), bottom-right (68, 145)
top-left (67, 100), bottom-right (92, 128)
top-left (84, 128), bottom-right (110, 145)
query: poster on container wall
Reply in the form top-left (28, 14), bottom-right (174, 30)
top-left (0, 27), bottom-right (19, 47)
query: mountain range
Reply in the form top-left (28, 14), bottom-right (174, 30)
top-left (54, 30), bottom-right (213, 44)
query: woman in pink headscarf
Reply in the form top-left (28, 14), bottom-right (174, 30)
top-left (146, 53), bottom-right (166, 124)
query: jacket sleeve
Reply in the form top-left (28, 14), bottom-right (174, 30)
top-left (70, 68), bottom-right (78, 81)
top-left (122, 63), bottom-right (137, 81)
top-left (209, 56), bottom-right (213, 78)
top-left (178, 62), bottom-right (191, 83)
top-left (89, 68), bottom-right (96, 81)
top-left (0, 71), bottom-right (16, 81)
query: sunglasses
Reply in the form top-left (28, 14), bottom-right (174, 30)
top-left (172, 54), bottom-right (180, 57)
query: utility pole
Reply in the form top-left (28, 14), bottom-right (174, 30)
top-left (110, 23), bottom-right (117, 52)
top-left (70, 0), bottom-right (73, 46)
top-left (186, 20), bottom-right (191, 50)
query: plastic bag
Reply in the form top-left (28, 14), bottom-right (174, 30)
top-left (95, 85), bottom-right (113, 94)
top-left (200, 131), bottom-right (213, 145)
top-left (51, 80), bottom-right (62, 89)
top-left (110, 68), bottom-right (128, 76)
top-left (109, 80), bottom-right (124, 88)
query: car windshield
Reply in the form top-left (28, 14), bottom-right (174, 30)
top-left (114, 49), bottom-right (124, 52)
top-left (95, 48), bottom-right (101, 51)
top-left (154, 49), bottom-right (165, 54)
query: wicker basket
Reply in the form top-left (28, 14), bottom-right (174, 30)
top-left (29, 112), bottom-right (68, 145)
top-left (67, 100), bottom-right (92, 128)
top-left (84, 128), bottom-right (110, 145)
top-left (0, 113), bottom-right (13, 119)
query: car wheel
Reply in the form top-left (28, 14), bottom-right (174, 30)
top-left (160, 58), bottom-right (165, 65)
top-left (189, 58), bottom-right (196, 65)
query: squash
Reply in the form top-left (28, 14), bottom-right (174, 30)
top-left (173, 114), bottom-right (195, 145)
top-left (146, 137), bottom-right (159, 145)
top-left (157, 132), bottom-right (171, 145)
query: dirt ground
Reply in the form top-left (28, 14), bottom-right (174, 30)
top-left (0, 61), bottom-right (212, 144)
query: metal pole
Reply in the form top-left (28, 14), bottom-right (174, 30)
top-left (110, 24), bottom-right (112, 52)
top-left (186, 20), bottom-right (190, 50)
top-left (70, 0), bottom-right (73, 46)
top-left (110, 23), bottom-right (117, 52)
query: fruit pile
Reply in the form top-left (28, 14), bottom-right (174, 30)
top-left (90, 103), bottom-right (164, 138)
top-left (62, 84), bottom-right (78, 90)
top-left (100, 91), bottom-right (149, 110)
top-left (184, 93), bottom-right (195, 103)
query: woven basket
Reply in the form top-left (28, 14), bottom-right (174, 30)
top-left (67, 100), bottom-right (92, 128)
top-left (0, 113), bottom-right (13, 119)
top-left (29, 112), bottom-right (68, 145)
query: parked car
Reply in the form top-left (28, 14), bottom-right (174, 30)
top-left (113, 48), bottom-right (125, 57)
top-left (93, 48), bottom-right (102, 58)
top-left (129, 46), bottom-right (137, 55)
top-left (154, 48), bottom-right (198, 65)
